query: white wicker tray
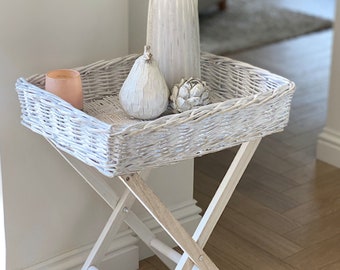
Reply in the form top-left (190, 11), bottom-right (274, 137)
top-left (16, 52), bottom-right (295, 177)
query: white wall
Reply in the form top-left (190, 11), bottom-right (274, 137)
top-left (317, 0), bottom-right (340, 167)
top-left (129, 0), bottom-right (149, 53)
top-left (0, 155), bottom-right (6, 269)
top-left (0, 1), bottom-right (129, 269)
top-left (1, 1), bottom-right (198, 269)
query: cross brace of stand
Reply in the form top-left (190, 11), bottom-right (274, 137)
top-left (50, 138), bottom-right (261, 270)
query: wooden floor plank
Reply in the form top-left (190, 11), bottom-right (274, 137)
top-left (194, 170), bottom-right (301, 235)
top-left (207, 225), bottom-right (297, 270)
top-left (284, 209), bottom-right (340, 247)
top-left (239, 163), bottom-right (298, 193)
top-left (283, 159), bottom-right (338, 185)
top-left (236, 179), bottom-right (300, 213)
top-left (250, 146), bottom-right (298, 175)
top-left (228, 191), bottom-right (301, 235)
top-left (202, 242), bottom-right (251, 270)
top-left (219, 208), bottom-right (302, 259)
top-left (279, 127), bottom-right (323, 151)
top-left (320, 260), bottom-right (340, 270)
top-left (283, 169), bottom-right (340, 204)
top-left (283, 195), bottom-right (340, 225)
top-left (139, 259), bottom-right (169, 270)
top-left (282, 146), bottom-right (317, 169)
top-left (285, 234), bottom-right (340, 270)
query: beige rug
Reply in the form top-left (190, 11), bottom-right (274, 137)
top-left (200, 0), bottom-right (333, 54)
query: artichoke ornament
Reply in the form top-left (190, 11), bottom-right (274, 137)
top-left (170, 78), bottom-right (210, 112)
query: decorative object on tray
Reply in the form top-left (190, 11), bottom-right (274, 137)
top-left (45, 69), bottom-right (83, 110)
top-left (119, 45), bottom-right (169, 120)
top-left (15, 53), bottom-right (295, 177)
top-left (147, 0), bottom-right (201, 89)
top-left (170, 77), bottom-right (210, 112)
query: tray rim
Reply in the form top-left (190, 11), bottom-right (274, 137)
top-left (16, 52), bottom-right (295, 137)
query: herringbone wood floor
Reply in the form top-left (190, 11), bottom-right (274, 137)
top-left (140, 1), bottom-right (338, 269)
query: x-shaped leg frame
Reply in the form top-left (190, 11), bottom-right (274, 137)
top-left (49, 138), bottom-right (261, 270)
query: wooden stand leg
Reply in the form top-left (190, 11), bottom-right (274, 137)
top-left (176, 139), bottom-right (261, 270)
top-left (48, 140), bottom-right (119, 208)
top-left (50, 137), bottom-right (260, 270)
top-left (118, 174), bottom-right (219, 270)
top-left (48, 146), bottom-right (180, 270)
top-left (82, 188), bottom-right (136, 270)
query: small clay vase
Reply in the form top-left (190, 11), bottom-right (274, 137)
top-left (45, 69), bottom-right (83, 110)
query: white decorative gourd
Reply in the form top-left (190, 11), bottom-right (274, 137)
top-left (119, 46), bottom-right (169, 120)
top-left (147, 0), bottom-right (201, 89)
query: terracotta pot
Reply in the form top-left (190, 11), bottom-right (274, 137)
top-left (146, 0), bottom-right (201, 89)
top-left (45, 69), bottom-right (83, 110)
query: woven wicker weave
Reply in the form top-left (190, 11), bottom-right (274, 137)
top-left (16, 52), bottom-right (295, 177)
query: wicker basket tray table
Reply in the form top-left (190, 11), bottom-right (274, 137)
top-left (16, 52), bottom-right (295, 270)
top-left (16, 52), bottom-right (295, 177)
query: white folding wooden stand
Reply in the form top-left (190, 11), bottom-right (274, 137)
top-left (50, 138), bottom-right (261, 270)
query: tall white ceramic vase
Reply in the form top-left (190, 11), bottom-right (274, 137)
top-left (146, 0), bottom-right (201, 89)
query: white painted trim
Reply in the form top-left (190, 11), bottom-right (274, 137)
top-left (24, 235), bottom-right (139, 270)
top-left (24, 200), bottom-right (201, 270)
top-left (0, 155), bottom-right (6, 270)
top-left (317, 127), bottom-right (340, 168)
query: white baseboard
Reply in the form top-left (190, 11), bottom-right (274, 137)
top-left (317, 127), bottom-right (340, 168)
top-left (24, 200), bottom-right (201, 270)
top-left (24, 235), bottom-right (139, 270)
